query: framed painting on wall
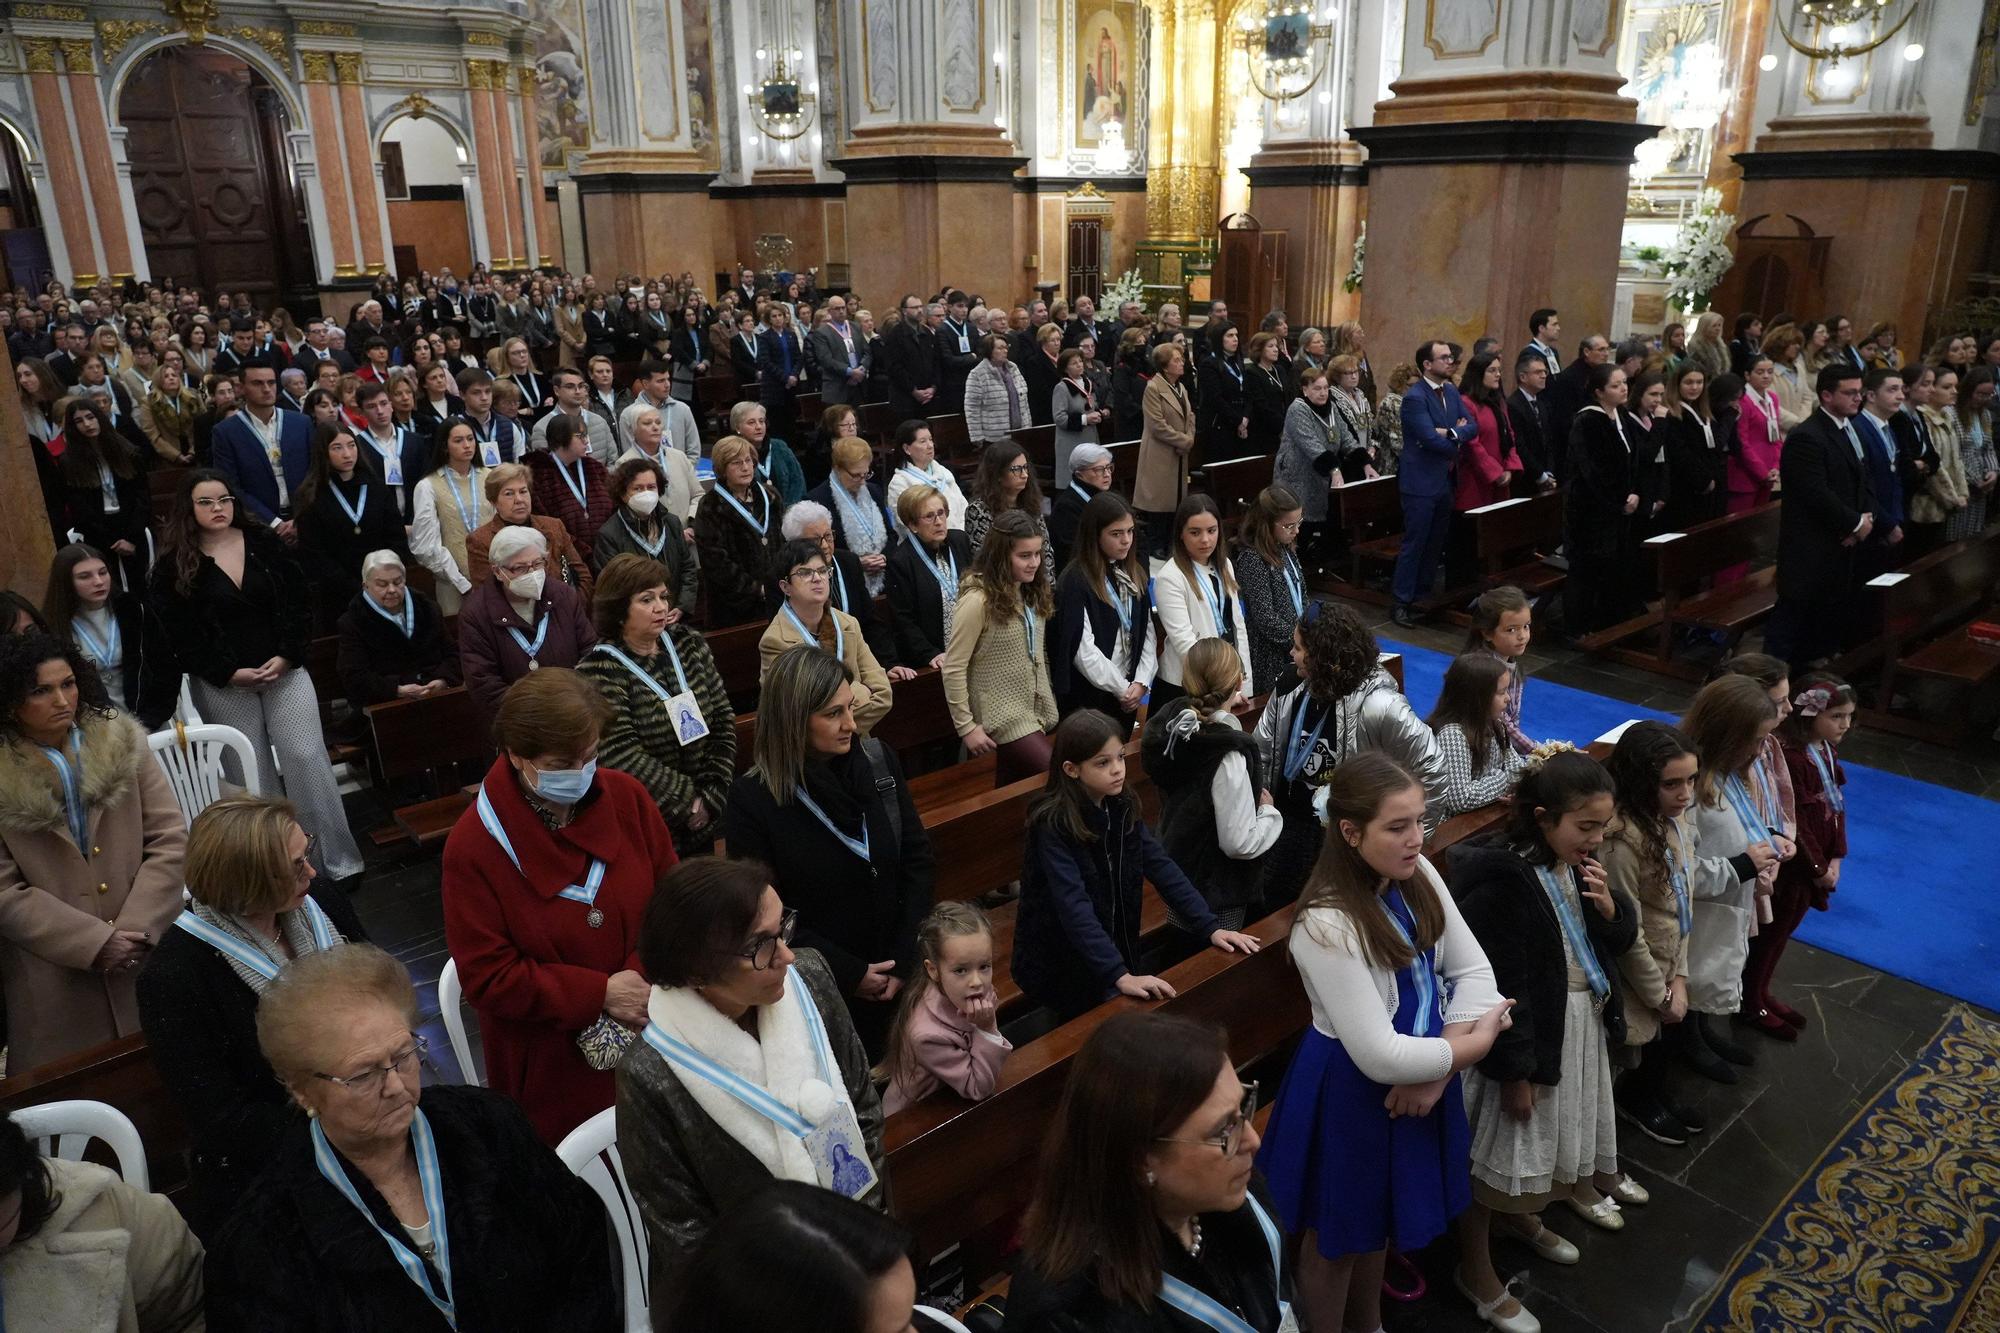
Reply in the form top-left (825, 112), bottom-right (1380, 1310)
top-left (1073, 0), bottom-right (1138, 148)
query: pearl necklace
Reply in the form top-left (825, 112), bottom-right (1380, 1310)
top-left (1184, 1218), bottom-right (1204, 1259)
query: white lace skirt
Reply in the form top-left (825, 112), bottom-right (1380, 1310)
top-left (1463, 990), bottom-right (1620, 1210)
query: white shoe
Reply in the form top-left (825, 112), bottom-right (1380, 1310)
top-left (1511, 1221), bottom-right (1581, 1264)
top-left (1610, 1173), bottom-right (1650, 1206)
top-left (1454, 1269), bottom-right (1543, 1333)
top-left (1567, 1195), bottom-right (1626, 1231)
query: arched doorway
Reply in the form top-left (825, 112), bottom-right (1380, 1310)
top-left (378, 114), bottom-right (474, 282)
top-left (117, 45), bottom-right (311, 307)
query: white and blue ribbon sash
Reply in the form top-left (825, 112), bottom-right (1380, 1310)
top-left (475, 784), bottom-right (605, 907)
top-left (718, 484), bottom-right (770, 536)
top-left (505, 615), bottom-right (550, 664)
top-left (1282, 700), bottom-right (1330, 783)
top-left (1022, 605), bottom-right (1039, 662)
top-left (784, 603), bottom-right (844, 662)
top-left (312, 1109), bottom-right (457, 1328)
top-left (1667, 819), bottom-right (1693, 937)
top-left (1281, 550), bottom-right (1304, 618)
top-left (72, 612), bottom-right (120, 671)
top-left (622, 511), bottom-right (668, 559)
top-left (1809, 741), bottom-right (1844, 816)
top-left (331, 480), bottom-right (370, 530)
top-left (365, 593), bottom-right (415, 639)
top-left (1534, 864), bottom-right (1609, 999)
top-left (1379, 889), bottom-right (1444, 1037)
top-left (554, 454), bottom-right (589, 510)
top-left (1198, 565), bottom-right (1229, 635)
top-left (1722, 773), bottom-right (1772, 852)
top-left (925, 545), bottom-right (960, 602)
top-left (1105, 575), bottom-right (1134, 636)
top-left (639, 970), bottom-right (837, 1137)
top-left (172, 899), bottom-right (338, 980)
top-left (36, 728), bottom-right (88, 852)
top-left (589, 639), bottom-right (692, 709)
top-left (441, 468), bottom-right (481, 531)
top-left (795, 786), bottom-right (870, 864)
top-left (830, 476), bottom-right (887, 547)
top-left (1155, 1194), bottom-right (1289, 1333)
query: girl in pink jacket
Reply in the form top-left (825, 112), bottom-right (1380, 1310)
top-left (881, 902), bottom-right (1014, 1114)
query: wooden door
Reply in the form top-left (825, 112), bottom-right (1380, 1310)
top-left (118, 47), bottom-right (294, 308)
top-left (1066, 217), bottom-right (1103, 305)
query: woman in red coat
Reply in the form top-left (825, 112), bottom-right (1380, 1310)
top-left (1454, 351), bottom-right (1523, 511)
top-left (442, 667), bottom-right (679, 1143)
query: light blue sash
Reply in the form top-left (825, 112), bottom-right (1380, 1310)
top-left (1022, 605), bottom-right (1040, 662)
top-left (1808, 742), bottom-right (1844, 816)
top-left (784, 604), bottom-right (844, 662)
top-left (1379, 889), bottom-right (1443, 1037)
top-left (718, 484), bottom-right (770, 536)
top-left (475, 784), bottom-right (605, 910)
top-left (441, 468), bottom-right (481, 531)
top-left (331, 480), bottom-right (370, 531)
top-left (1198, 565), bottom-right (1229, 634)
top-left (1156, 1194), bottom-right (1289, 1333)
top-left (505, 614), bottom-right (550, 666)
top-left (795, 786), bottom-right (870, 864)
top-left (1280, 550), bottom-right (1304, 617)
top-left (365, 593), bottom-right (415, 639)
top-left (639, 969), bottom-right (838, 1137)
top-left (1722, 773), bottom-right (1770, 851)
top-left (1534, 864), bottom-right (1609, 999)
top-left (312, 1109), bottom-right (457, 1328)
top-left (72, 612), bottom-right (120, 673)
top-left (172, 900), bottom-right (338, 980)
top-left (554, 454), bottom-right (589, 510)
top-left (589, 639), bottom-right (692, 705)
top-left (924, 545), bottom-right (960, 602)
top-left (35, 728), bottom-right (87, 851)
top-left (1282, 699), bottom-right (1330, 783)
top-left (1105, 575), bottom-right (1133, 636)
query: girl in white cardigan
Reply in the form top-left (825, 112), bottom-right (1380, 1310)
top-left (1152, 493), bottom-right (1254, 706)
top-left (1255, 752), bottom-right (1511, 1333)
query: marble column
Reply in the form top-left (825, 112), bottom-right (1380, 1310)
top-left (515, 64), bottom-right (551, 265)
top-left (838, 0), bottom-right (1027, 305)
top-left (56, 38), bottom-right (136, 280)
top-left (1704, 0), bottom-right (1772, 216)
top-left (300, 51), bottom-right (361, 277)
top-left (465, 60), bottom-right (508, 268)
top-left (18, 38), bottom-right (98, 284)
top-left (1724, 2), bottom-right (1991, 341)
top-left (478, 60), bottom-right (526, 265)
top-left (1348, 0), bottom-right (1654, 373)
top-left (1145, 0), bottom-right (1220, 243)
top-left (333, 53), bottom-right (388, 274)
top-left (0, 339), bottom-right (55, 597)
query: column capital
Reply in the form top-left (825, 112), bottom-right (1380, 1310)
top-left (56, 36), bottom-right (95, 72)
top-left (467, 59), bottom-right (494, 91)
top-left (300, 50), bottom-right (336, 84)
top-left (332, 51), bottom-right (363, 85)
top-left (19, 38), bottom-right (61, 75)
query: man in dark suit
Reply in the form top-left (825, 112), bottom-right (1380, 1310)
top-left (45, 322), bottom-right (88, 385)
top-left (1765, 363), bottom-right (1876, 673)
top-left (1729, 313), bottom-right (1763, 378)
top-left (734, 267), bottom-right (759, 308)
top-left (808, 294), bottom-right (872, 406)
top-left (210, 364), bottom-right (312, 537)
top-left (1062, 295), bottom-right (1113, 351)
top-left (1525, 307), bottom-right (1563, 374)
top-left (292, 319), bottom-right (355, 375)
top-left (1508, 350), bottom-right (1561, 491)
top-left (1544, 333), bottom-right (1611, 465)
top-left (933, 290), bottom-right (979, 415)
top-left (729, 309), bottom-right (762, 390)
top-left (1391, 340), bottom-right (1479, 626)
top-left (1853, 367), bottom-right (1907, 578)
top-left (883, 294), bottom-right (941, 420)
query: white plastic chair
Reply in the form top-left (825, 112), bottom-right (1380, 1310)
top-left (437, 958), bottom-right (481, 1087)
top-left (915, 1306), bottom-right (975, 1332)
top-left (556, 1107), bottom-right (650, 1333)
top-left (11, 1099), bottom-right (150, 1190)
top-left (147, 721), bottom-right (259, 829)
top-left (174, 676), bottom-right (202, 726)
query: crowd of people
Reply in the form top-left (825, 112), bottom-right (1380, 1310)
top-left (0, 262), bottom-right (1956, 1331)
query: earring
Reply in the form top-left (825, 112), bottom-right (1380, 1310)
top-left (1145, 1170), bottom-right (1156, 1186)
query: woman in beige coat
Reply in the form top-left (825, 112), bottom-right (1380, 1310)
top-left (0, 634), bottom-right (187, 1076)
top-left (1134, 342), bottom-right (1196, 558)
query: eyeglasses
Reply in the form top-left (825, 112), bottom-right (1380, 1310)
top-left (1078, 462), bottom-right (1115, 477)
top-left (1155, 1081), bottom-right (1259, 1157)
top-left (315, 1034), bottom-right (427, 1096)
top-left (1006, 463), bottom-right (1031, 476)
top-left (789, 565), bottom-right (831, 582)
top-left (291, 833), bottom-right (319, 882)
top-left (918, 507), bottom-right (950, 524)
top-left (736, 908), bottom-right (799, 970)
top-left (193, 496), bottom-right (236, 511)
top-left (1277, 519), bottom-right (1303, 534)
top-left (499, 558), bottom-right (549, 577)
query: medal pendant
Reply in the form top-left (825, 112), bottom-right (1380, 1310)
top-left (354, 524), bottom-right (362, 535)
top-left (586, 907), bottom-right (604, 929)
top-left (528, 659), bottom-right (540, 671)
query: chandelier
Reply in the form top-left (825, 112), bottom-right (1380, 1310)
top-left (745, 47), bottom-right (816, 142)
top-left (1776, 0), bottom-right (1922, 65)
top-left (1233, 1), bottom-right (1335, 102)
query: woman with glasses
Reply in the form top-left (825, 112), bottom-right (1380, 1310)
top-left (204, 943), bottom-right (619, 1329)
top-left (883, 419), bottom-right (968, 539)
top-left (457, 525), bottom-right (599, 717)
top-left (149, 471), bottom-right (368, 880)
top-left (1005, 1011), bottom-right (1291, 1331)
top-left (964, 331), bottom-right (1033, 445)
top-left (758, 539), bottom-right (894, 736)
top-left (1231, 486), bottom-right (1310, 695)
top-left (138, 794), bottom-right (363, 1237)
top-left (723, 646), bottom-right (933, 1056)
top-left (694, 435), bottom-right (786, 629)
top-left (1049, 441), bottom-right (1115, 571)
top-left (886, 484), bottom-right (976, 672)
top-left (805, 437), bottom-right (899, 598)
top-left (964, 439), bottom-right (1055, 583)
top-left (442, 667), bottom-right (679, 1145)
top-left (0, 633), bottom-right (186, 1082)
top-left (617, 856), bottom-right (886, 1309)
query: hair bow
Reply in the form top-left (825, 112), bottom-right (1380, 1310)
top-left (1792, 686), bottom-right (1832, 717)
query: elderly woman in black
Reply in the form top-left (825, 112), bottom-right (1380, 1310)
top-left (55, 398), bottom-right (152, 595)
top-left (617, 855), bottom-right (885, 1311)
top-left (294, 421), bottom-right (411, 632)
top-left (722, 646), bottom-right (932, 1054)
top-left (1005, 1012), bottom-right (1289, 1331)
top-left (591, 455), bottom-right (691, 602)
top-left (693, 434), bottom-right (785, 627)
top-left (136, 794), bottom-right (361, 1237)
top-left (333, 550), bottom-right (461, 706)
top-left (148, 471), bottom-right (366, 880)
top-left (576, 554), bottom-right (736, 855)
top-left (202, 943), bottom-right (618, 1331)
top-left (884, 483), bottom-right (974, 671)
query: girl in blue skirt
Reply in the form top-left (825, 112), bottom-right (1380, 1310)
top-left (1254, 752), bottom-right (1514, 1333)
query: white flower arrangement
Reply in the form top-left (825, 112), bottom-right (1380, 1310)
top-left (1661, 188), bottom-right (1735, 313)
top-left (1344, 222), bottom-right (1366, 293)
top-left (1102, 268), bottom-right (1147, 310)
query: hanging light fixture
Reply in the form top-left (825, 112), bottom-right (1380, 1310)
top-left (1776, 0), bottom-right (1922, 65)
top-left (746, 46), bottom-right (817, 142)
top-left (1233, 1), bottom-right (1335, 103)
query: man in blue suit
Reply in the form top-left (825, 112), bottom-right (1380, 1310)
top-left (210, 364), bottom-right (311, 539)
top-left (1391, 340), bottom-right (1477, 626)
top-left (1854, 366), bottom-right (1907, 578)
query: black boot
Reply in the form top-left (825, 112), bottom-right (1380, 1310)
top-left (1677, 1018), bottom-right (1737, 1085)
top-left (1704, 1012), bottom-right (1756, 1067)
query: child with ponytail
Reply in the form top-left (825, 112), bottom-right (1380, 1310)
top-left (880, 901), bottom-right (1013, 1115)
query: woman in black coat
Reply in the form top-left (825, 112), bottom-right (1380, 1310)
top-left (1197, 324), bottom-right (1250, 463)
top-left (1562, 364), bottom-right (1639, 636)
top-left (1049, 491), bottom-right (1153, 731)
top-left (42, 543), bottom-right (179, 729)
top-left (1664, 364), bottom-right (1730, 529)
top-left (55, 400), bottom-right (152, 595)
top-left (883, 485), bottom-right (974, 671)
top-left (721, 646), bottom-right (933, 1056)
top-left (757, 306), bottom-right (807, 446)
top-left (292, 422), bottom-right (411, 633)
top-left (581, 294), bottom-right (617, 360)
top-left (692, 437), bottom-right (784, 628)
top-left (1244, 332), bottom-right (1293, 455)
top-left (333, 560), bottom-right (461, 706)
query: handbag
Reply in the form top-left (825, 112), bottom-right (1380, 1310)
top-left (576, 1012), bottom-right (639, 1071)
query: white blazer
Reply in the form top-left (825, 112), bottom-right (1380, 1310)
top-left (1151, 555), bottom-right (1256, 694)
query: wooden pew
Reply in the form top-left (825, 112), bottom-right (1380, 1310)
top-left (860, 401), bottom-right (899, 445)
top-left (706, 619), bottom-right (769, 715)
top-left (1463, 489), bottom-right (1566, 602)
top-left (927, 414), bottom-right (974, 468)
top-left (1838, 526), bottom-right (2000, 746)
top-left (365, 687), bottom-right (495, 846)
top-left (1585, 502), bottom-right (1783, 679)
top-left (1335, 474), bottom-right (1403, 597)
top-left (1103, 438), bottom-right (1141, 497)
top-left (1193, 453), bottom-right (1275, 530)
top-left (796, 391), bottom-right (824, 425)
top-left (1012, 424), bottom-right (1058, 489)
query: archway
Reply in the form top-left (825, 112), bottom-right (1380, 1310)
top-left (378, 114), bottom-right (474, 282)
top-left (116, 44), bottom-right (311, 307)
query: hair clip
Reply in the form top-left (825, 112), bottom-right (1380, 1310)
top-left (1793, 686), bottom-right (1832, 717)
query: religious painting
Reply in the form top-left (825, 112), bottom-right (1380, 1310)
top-left (681, 0), bottom-right (717, 165)
top-left (1074, 0), bottom-right (1137, 148)
top-left (527, 0), bottom-right (591, 168)
top-left (1264, 11), bottom-right (1310, 61)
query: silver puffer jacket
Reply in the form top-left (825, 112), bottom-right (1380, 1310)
top-left (1253, 668), bottom-right (1448, 832)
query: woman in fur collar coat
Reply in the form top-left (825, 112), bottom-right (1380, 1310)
top-left (0, 634), bottom-right (188, 1075)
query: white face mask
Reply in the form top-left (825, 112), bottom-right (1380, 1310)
top-left (507, 569), bottom-right (546, 601)
top-left (627, 489), bottom-right (661, 516)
